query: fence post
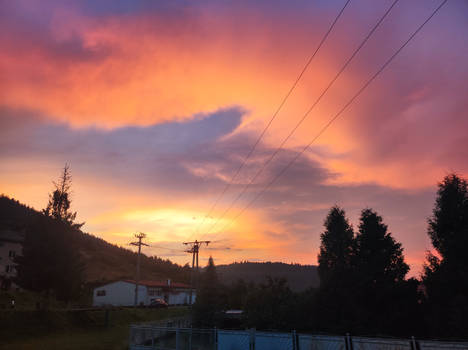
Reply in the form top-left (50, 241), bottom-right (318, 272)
top-left (250, 328), bottom-right (256, 350)
top-left (345, 333), bottom-right (353, 350)
top-left (410, 336), bottom-right (419, 350)
top-left (176, 328), bottom-right (180, 350)
top-left (214, 327), bottom-right (217, 350)
top-left (292, 330), bottom-right (297, 350)
top-left (189, 327), bottom-right (193, 350)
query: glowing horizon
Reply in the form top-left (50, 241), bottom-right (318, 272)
top-left (1, 0), bottom-right (467, 275)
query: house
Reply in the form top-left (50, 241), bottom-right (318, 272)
top-left (0, 229), bottom-right (24, 290)
top-left (92, 279), bottom-right (196, 307)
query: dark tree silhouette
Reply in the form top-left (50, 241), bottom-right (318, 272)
top-left (15, 216), bottom-right (84, 303)
top-left (318, 206), bottom-right (354, 285)
top-left (355, 209), bottom-right (408, 285)
top-left (225, 278), bottom-right (249, 310)
top-left (315, 206), bottom-right (357, 332)
top-left (244, 277), bottom-right (295, 330)
top-left (353, 208), bottom-right (415, 334)
top-left (423, 174), bottom-right (468, 337)
top-left (1, 195), bottom-right (190, 286)
top-left (193, 257), bottom-right (224, 327)
top-left (43, 164), bottom-right (83, 229)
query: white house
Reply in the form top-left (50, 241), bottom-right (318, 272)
top-left (0, 229), bottom-right (24, 290)
top-left (92, 279), bottom-right (196, 307)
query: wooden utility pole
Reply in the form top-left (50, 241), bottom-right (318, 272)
top-left (183, 240), bottom-right (210, 305)
top-left (130, 232), bottom-right (149, 307)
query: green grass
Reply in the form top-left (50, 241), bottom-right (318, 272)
top-left (0, 289), bottom-right (65, 310)
top-left (0, 326), bottom-right (130, 350)
top-left (0, 307), bottom-right (189, 350)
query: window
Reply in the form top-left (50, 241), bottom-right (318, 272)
top-left (97, 290), bottom-right (106, 296)
top-left (9, 250), bottom-right (16, 258)
top-left (148, 288), bottom-right (162, 296)
top-left (5, 265), bottom-right (15, 273)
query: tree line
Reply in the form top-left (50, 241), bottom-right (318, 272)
top-left (3, 165), bottom-right (190, 304)
top-left (194, 174), bottom-right (468, 339)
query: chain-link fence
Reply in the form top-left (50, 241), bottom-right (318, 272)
top-left (217, 330), bottom-right (250, 350)
top-left (351, 337), bottom-right (411, 350)
top-left (298, 334), bottom-right (346, 350)
top-left (129, 325), bottom-right (468, 350)
top-left (129, 326), bottom-right (216, 350)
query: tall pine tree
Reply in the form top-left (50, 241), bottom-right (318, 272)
top-left (15, 216), bottom-right (84, 303)
top-left (43, 164), bottom-right (83, 229)
top-left (423, 174), bottom-right (468, 337)
top-left (316, 206), bottom-right (356, 332)
top-left (353, 209), bottom-right (415, 334)
top-left (193, 257), bottom-right (224, 327)
top-left (318, 206), bottom-right (355, 286)
top-left (16, 165), bottom-right (85, 304)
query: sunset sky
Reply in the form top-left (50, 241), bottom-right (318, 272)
top-left (1, 0), bottom-right (467, 275)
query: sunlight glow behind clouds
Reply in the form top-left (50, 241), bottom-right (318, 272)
top-left (1, 0), bottom-right (467, 274)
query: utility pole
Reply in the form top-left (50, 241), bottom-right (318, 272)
top-left (130, 232), bottom-right (149, 307)
top-left (183, 240), bottom-right (210, 305)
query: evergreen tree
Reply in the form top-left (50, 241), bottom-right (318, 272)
top-left (315, 206), bottom-right (356, 332)
top-left (225, 278), bottom-right (249, 310)
top-left (355, 209), bottom-right (408, 285)
top-left (193, 257), bottom-right (224, 327)
top-left (244, 277), bottom-right (295, 330)
top-left (15, 216), bottom-right (84, 303)
top-left (423, 174), bottom-right (468, 337)
top-left (318, 206), bottom-right (355, 285)
top-left (16, 165), bottom-right (85, 304)
top-left (43, 164), bottom-right (83, 229)
top-left (353, 208), bottom-right (415, 334)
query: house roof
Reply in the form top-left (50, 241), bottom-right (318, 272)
top-left (123, 279), bottom-right (193, 289)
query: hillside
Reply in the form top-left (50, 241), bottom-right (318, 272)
top-left (0, 195), bottom-right (190, 285)
top-left (0, 195), bottom-right (319, 291)
top-left (214, 261), bottom-right (319, 292)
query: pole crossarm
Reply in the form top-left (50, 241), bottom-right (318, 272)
top-left (183, 239), bottom-right (212, 323)
top-left (129, 232), bottom-right (147, 307)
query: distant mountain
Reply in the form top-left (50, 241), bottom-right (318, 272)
top-left (214, 261), bottom-right (319, 292)
top-left (0, 195), bottom-right (190, 285)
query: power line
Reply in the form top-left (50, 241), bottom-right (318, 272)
top-left (203, 0), bottom-right (400, 236)
top-left (150, 244), bottom-right (186, 253)
top-left (188, 0), bottom-right (352, 240)
top-left (214, 0), bottom-right (448, 237)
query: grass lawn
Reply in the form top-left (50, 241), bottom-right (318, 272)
top-left (0, 326), bottom-right (130, 350)
top-left (0, 307), bottom-right (189, 350)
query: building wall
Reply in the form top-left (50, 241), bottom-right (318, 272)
top-left (167, 290), bottom-right (196, 305)
top-left (93, 281), bottom-right (147, 306)
top-left (0, 241), bottom-right (22, 279)
top-left (93, 281), bottom-right (197, 306)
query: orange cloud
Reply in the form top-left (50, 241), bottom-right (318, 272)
top-left (2, 1), bottom-right (467, 274)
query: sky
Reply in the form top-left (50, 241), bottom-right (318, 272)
top-left (1, 0), bottom-right (467, 276)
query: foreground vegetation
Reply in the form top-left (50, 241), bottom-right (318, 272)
top-left (0, 307), bottom-right (189, 350)
top-left (194, 174), bottom-right (468, 339)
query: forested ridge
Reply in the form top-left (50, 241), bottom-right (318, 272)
top-left (214, 261), bottom-right (318, 292)
top-left (0, 196), bottom-right (316, 289)
top-left (193, 174), bottom-right (468, 339)
top-left (0, 195), bottom-right (190, 286)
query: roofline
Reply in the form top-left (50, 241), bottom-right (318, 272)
top-left (93, 279), bottom-right (194, 289)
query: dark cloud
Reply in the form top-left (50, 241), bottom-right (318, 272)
top-left (0, 106), bottom-right (245, 195)
top-left (0, 103), bottom-right (440, 271)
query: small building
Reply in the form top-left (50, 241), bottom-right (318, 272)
top-left (0, 229), bottom-right (24, 290)
top-left (92, 279), bottom-right (196, 307)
